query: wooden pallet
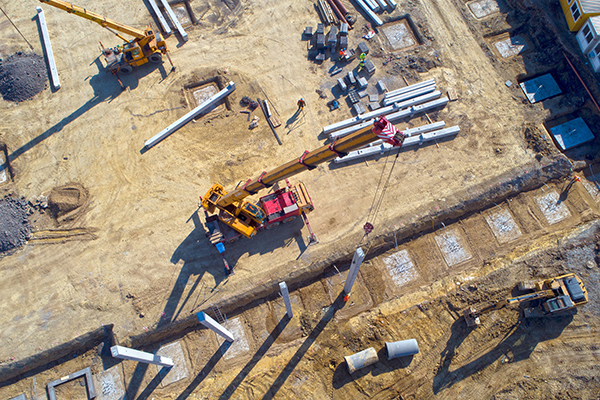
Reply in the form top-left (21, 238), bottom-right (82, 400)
top-left (269, 114), bottom-right (281, 128)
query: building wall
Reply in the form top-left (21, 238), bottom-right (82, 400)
top-left (560, 0), bottom-right (600, 31)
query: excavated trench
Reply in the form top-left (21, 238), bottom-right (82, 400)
top-left (0, 153), bottom-right (572, 384)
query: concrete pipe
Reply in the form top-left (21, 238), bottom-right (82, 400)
top-left (344, 347), bottom-right (378, 374)
top-left (385, 339), bottom-right (419, 360)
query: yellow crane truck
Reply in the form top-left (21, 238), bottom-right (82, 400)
top-left (38, 0), bottom-right (171, 75)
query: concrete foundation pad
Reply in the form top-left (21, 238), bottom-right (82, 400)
top-left (325, 271), bottom-right (373, 321)
top-left (217, 317), bottom-right (250, 360)
top-left (485, 207), bottom-right (522, 243)
top-left (192, 84), bottom-right (224, 114)
top-left (467, 0), bottom-right (500, 18)
top-left (93, 365), bottom-right (125, 400)
top-left (494, 35), bottom-right (528, 58)
top-left (520, 74), bottom-right (562, 103)
top-left (549, 118), bottom-right (595, 150)
top-left (434, 228), bottom-right (472, 267)
top-left (536, 191), bottom-right (571, 225)
top-left (271, 293), bottom-right (303, 342)
top-left (582, 174), bottom-right (600, 202)
top-left (382, 20), bottom-right (417, 50)
top-left (155, 341), bottom-right (189, 387)
top-left (382, 249), bottom-right (419, 287)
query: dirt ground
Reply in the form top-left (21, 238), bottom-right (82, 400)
top-left (0, 0), bottom-right (599, 396)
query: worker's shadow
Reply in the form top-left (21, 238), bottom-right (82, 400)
top-left (285, 109), bottom-right (305, 133)
top-left (432, 313), bottom-right (573, 394)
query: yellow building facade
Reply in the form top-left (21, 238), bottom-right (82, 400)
top-left (560, 0), bottom-right (600, 31)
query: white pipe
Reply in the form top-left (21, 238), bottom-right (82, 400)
top-left (365, 0), bottom-right (381, 11)
top-left (374, 0), bottom-right (388, 9)
top-left (110, 345), bottom-right (174, 367)
top-left (389, 90), bottom-right (441, 110)
top-left (329, 97), bottom-right (449, 139)
top-left (159, 0), bottom-right (188, 41)
top-left (354, 0), bottom-right (383, 25)
top-left (148, 0), bottom-right (172, 34)
top-left (382, 85), bottom-right (436, 106)
top-left (145, 82), bottom-right (235, 149)
top-left (334, 125), bottom-right (460, 163)
top-left (383, 79), bottom-right (435, 99)
top-left (384, 0), bottom-right (397, 9)
top-left (263, 100), bottom-right (272, 118)
top-left (36, 7), bottom-right (60, 90)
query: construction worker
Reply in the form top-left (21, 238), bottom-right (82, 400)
top-left (338, 48), bottom-right (347, 61)
top-left (357, 52), bottom-right (367, 72)
top-left (297, 98), bottom-right (306, 111)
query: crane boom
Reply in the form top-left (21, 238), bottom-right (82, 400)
top-left (38, 0), bottom-right (146, 39)
top-left (215, 124), bottom-right (383, 208)
top-left (201, 116), bottom-right (405, 240)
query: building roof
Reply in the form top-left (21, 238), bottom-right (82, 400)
top-left (579, 0), bottom-right (600, 14)
top-left (589, 15), bottom-right (600, 33)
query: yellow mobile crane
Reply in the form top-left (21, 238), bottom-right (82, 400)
top-left (38, 0), bottom-right (172, 75)
top-left (463, 273), bottom-right (588, 326)
top-left (201, 116), bottom-right (407, 247)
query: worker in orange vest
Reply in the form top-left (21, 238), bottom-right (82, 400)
top-left (297, 98), bottom-right (306, 111)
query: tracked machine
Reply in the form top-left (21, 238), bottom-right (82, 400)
top-left (463, 273), bottom-right (588, 326)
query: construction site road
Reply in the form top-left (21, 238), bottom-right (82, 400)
top-left (0, 0), bottom-right (598, 375)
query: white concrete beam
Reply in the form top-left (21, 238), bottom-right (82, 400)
top-left (344, 248), bottom-right (366, 295)
top-left (382, 85), bottom-right (437, 106)
top-left (159, 0), bottom-right (188, 41)
top-left (197, 311), bottom-right (235, 342)
top-left (110, 345), bottom-right (174, 367)
top-left (279, 282), bottom-right (293, 318)
top-left (148, 0), bottom-right (172, 34)
top-left (383, 79), bottom-right (436, 99)
top-left (144, 81), bottom-right (235, 149)
top-left (355, 0), bottom-right (382, 25)
top-left (334, 125), bottom-right (460, 163)
top-left (36, 7), bottom-right (60, 90)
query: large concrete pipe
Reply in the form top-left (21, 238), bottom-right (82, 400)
top-left (344, 347), bottom-right (378, 373)
top-left (385, 339), bottom-right (419, 360)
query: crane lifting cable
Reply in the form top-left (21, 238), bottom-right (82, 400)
top-left (361, 117), bottom-right (411, 248)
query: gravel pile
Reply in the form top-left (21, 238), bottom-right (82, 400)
top-left (0, 195), bottom-right (31, 253)
top-left (0, 52), bottom-right (48, 103)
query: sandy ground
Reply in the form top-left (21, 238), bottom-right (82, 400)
top-left (1, 176), bottom-right (599, 399)
top-left (0, 0), bottom-right (598, 378)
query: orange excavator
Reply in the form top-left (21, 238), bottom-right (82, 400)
top-left (463, 273), bottom-right (588, 326)
top-left (38, 0), bottom-right (173, 75)
top-left (200, 116), bottom-right (408, 273)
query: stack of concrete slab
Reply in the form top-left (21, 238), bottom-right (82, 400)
top-left (326, 96), bottom-right (449, 139)
top-left (382, 79), bottom-right (436, 106)
top-left (322, 79), bottom-right (447, 140)
top-left (334, 123), bottom-right (460, 163)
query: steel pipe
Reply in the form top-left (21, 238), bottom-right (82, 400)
top-left (383, 78), bottom-right (436, 99)
top-left (354, 0), bottom-right (382, 25)
top-left (36, 7), bottom-right (60, 90)
top-left (382, 85), bottom-right (437, 106)
top-left (385, 339), bottom-right (419, 360)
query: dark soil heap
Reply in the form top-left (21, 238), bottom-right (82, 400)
top-left (0, 195), bottom-right (31, 253)
top-left (0, 52), bottom-right (48, 103)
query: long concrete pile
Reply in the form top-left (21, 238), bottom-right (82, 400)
top-left (323, 79), bottom-right (443, 140)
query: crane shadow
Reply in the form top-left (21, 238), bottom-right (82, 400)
top-left (261, 292), bottom-right (346, 400)
top-left (6, 57), bottom-right (158, 163)
top-left (432, 314), bottom-right (573, 394)
top-left (218, 316), bottom-right (290, 399)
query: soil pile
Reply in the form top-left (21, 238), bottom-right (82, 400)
top-left (0, 196), bottom-right (31, 253)
top-left (0, 53), bottom-right (48, 103)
